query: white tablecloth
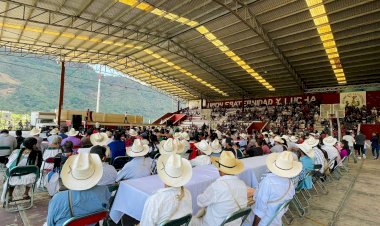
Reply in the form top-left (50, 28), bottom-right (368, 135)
top-left (109, 155), bottom-right (268, 223)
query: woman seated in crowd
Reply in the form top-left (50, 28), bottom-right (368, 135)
top-left (4, 137), bottom-right (42, 201)
top-left (42, 136), bottom-right (62, 170)
top-left (296, 143), bottom-right (314, 190)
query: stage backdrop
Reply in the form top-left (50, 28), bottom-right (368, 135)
top-left (340, 91), bottom-right (366, 107)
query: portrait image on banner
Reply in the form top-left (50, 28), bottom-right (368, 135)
top-left (340, 91), bottom-right (366, 107)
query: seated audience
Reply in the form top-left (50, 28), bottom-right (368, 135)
top-left (140, 154), bottom-right (192, 226)
top-left (340, 140), bottom-right (350, 159)
top-left (45, 152), bottom-right (111, 225)
top-left (322, 136), bottom-right (341, 163)
top-left (42, 136), bottom-right (62, 170)
top-left (192, 151), bottom-right (251, 226)
top-left (90, 145), bottom-right (117, 185)
top-left (270, 136), bottom-right (285, 153)
top-left (47, 128), bottom-right (59, 144)
top-left (29, 127), bottom-right (43, 151)
top-left (191, 140), bottom-right (212, 167)
top-left (246, 139), bottom-right (264, 157)
top-left (61, 128), bottom-right (81, 147)
top-left (107, 132), bottom-right (126, 161)
top-left (297, 143), bottom-right (314, 190)
top-left (116, 139), bottom-right (152, 182)
top-left (253, 151), bottom-right (302, 226)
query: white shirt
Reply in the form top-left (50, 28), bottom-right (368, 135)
top-left (342, 135), bottom-right (355, 147)
top-left (42, 147), bottom-right (61, 170)
top-left (322, 145), bottom-right (341, 162)
top-left (190, 155), bottom-right (211, 167)
top-left (254, 173), bottom-right (295, 226)
top-left (287, 142), bottom-right (298, 151)
top-left (47, 135), bottom-right (59, 144)
top-left (270, 144), bottom-right (284, 153)
top-left (140, 187), bottom-right (192, 226)
top-left (194, 175), bottom-right (248, 226)
top-left (97, 162), bottom-right (117, 186)
top-left (116, 157), bottom-right (152, 182)
top-left (0, 133), bottom-right (17, 156)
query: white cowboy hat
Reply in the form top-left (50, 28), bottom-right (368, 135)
top-left (180, 139), bottom-right (190, 153)
top-left (30, 127), bottom-right (41, 136)
top-left (194, 140), bottom-right (213, 155)
top-left (323, 136), bottom-right (337, 146)
top-left (281, 135), bottom-right (290, 142)
top-left (269, 131), bottom-right (275, 137)
top-left (173, 132), bottom-right (182, 139)
top-left (127, 139), bottom-right (149, 157)
top-left (296, 143), bottom-right (315, 159)
top-left (158, 138), bottom-right (184, 155)
top-left (210, 139), bottom-right (222, 153)
top-left (61, 153), bottom-right (103, 190)
top-left (274, 136), bottom-right (284, 144)
top-left (157, 153), bottom-right (192, 187)
top-left (181, 132), bottom-right (190, 141)
top-left (304, 137), bottom-right (319, 147)
top-left (129, 129), bottom-right (138, 136)
top-left (141, 139), bottom-right (149, 145)
top-left (66, 128), bottom-right (79, 137)
top-left (90, 133), bottom-right (109, 146)
top-left (239, 133), bottom-right (248, 140)
top-left (289, 136), bottom-right (298, 143)
top-left (266, 151), bottom-right (302, 178)
top-left (262, 132), bottom-right (268, 135)
top-left (50, 128), bottom-right (59, 135)
top-left (211, 151), bottom-right (244, 175)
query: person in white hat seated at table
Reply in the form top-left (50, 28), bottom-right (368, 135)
top-left (45, 152), bottom-right (111, 226)
top-left (253, 151), bottom-right (302, 226)
top-left (116, 139), bottom-right (152, 182)
top-left (304, 137), bottom-right (326, 175)
top-left (158, 138), bottom-right (185, 156)
top-left (210, 139), bottom-right (222, 157)
top-left (296, 143), bottom-right (315, 190)
top-left (322, 136), bottom-right (341, 163)
top-left (192, 151), bottom-right (253, 226)
top-left (270, 136), bottom-right (285, 153)
top-left (29, 127), bottom-right (43, 151)
top-left (191, 140), bottom-right (212, 167)
top-left (90, 145), bottom-right (117, 186)
top-left (47, 128), bottom-right (60, 145)
top-left (61, 128), bottom-right (81, 148)
top-left (140, 154), bottom-right (193, 226)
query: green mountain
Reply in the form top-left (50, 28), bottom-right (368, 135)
top-left (0, 53), bottom-right (176, 122)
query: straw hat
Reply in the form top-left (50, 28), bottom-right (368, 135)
top-left (274, 136), bottom-right (284, 144)
top-left (211, 151), bottom-right (244, 175)
top-left (30, 127), bottom-right (41, 136)
top-left (304, 137), bottom-right (319, 147)
top-left (269, 131), bottom-right (275, 137)
top-left (281, 135), bottom-right (290, 142)
top-left (323, 136), bottom-right (337, 146)
top-left (127, 139), bottom-right (149, 157)
top-left (66, 128), bottom-right (79, 137)
top-left (266, 151), bottom-right (302, 178)
top-left (61, 153), bottom-right (103, 190)
top-left (157, 154), bottom-right (192, 187)
top-left (210, 139), bottom-right (222, 153)
top-left (173, 132), bottom-right (182, 139)
top-left (129, 129), bottom-right (138, 136)
top-left (159, 138), bottom-right (184, 155)
top-left (240, 133), bottom-right (248, 140)
top-left (90, 133), bottom-right (109, 146)
top-left (181, 132), bottom-right (190, 141)
top-left (296, 143), bottom-right (315, 159)
top-left (50, 128), bottom-right (59, 135)
top-left (289, 136), bottom-right (298, 143)
top-left (195, 140), bottom-right (213, 155)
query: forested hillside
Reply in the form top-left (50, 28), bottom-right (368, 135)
top-left (0, 54), bottom-right (175, 122)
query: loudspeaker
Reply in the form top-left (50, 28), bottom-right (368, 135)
top-left (72, 115), bottom-right (82, 130)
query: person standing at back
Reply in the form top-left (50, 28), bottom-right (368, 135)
top-left (355, 131), bottom-right (366, 159)
top-left (370, 133), bottom-right (379, 160)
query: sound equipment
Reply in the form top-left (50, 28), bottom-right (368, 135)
top-left (72, 115), bottom-right (82, 130)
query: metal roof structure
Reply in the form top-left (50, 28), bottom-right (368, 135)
top-left (0, 0), bottom-right (379, 100)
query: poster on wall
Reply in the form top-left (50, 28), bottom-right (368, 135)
top-left (340, 91), bottom-right (366, 107)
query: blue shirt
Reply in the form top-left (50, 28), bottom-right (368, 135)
top-left (46, 186), bottom-right (111, 226)
top-left (116, 157), bottom-right (153, 181)
top-left (254, 173), bottom-right (295, 226)
top-left (107, 140), bottom-right (126, 161)
top-left (298, 156), bottom-right (314, 190)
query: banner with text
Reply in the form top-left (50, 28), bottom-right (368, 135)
top-left (206, 93), bottom-right (340, 108)
top-left (340, 91), bottom-right (366, 107)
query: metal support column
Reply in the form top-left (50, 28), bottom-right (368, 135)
top-left (57, 61), bottom-right (65, 127)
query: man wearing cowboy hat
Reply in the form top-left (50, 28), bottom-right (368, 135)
top-left (116, 139), bottom-right (152, 181)
top-left (0, 129), bottom-right (17, 158)
top-left (191, 140), bottom-right (213, 167)
top-left (304, 137), bottom-right (326, 175)
top-left (90, 145), bottom-right (117, 186)
top-left (296, 143), bottom-right (315, 190)
top-left (253, 151), bottom-right (302, 226)
top-left (29, 127), bottom-right (43, 151)
top-left (140, 154), bottom-right (192, 226)
top-left (322, 136), bottom-right (341, 162)
top-left (45, 152), bottom-right (111, 225)
top-left (270, 136), bottom-right (286, 153)
top-left (192, 151), bottom-right (250, 226)
top-left (47, 128), bottom-right (60, 144)
top-left (61, 128), bottom-right (81, 148)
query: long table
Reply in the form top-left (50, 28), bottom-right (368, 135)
top-left (109, 155), bottom-right (268, 223)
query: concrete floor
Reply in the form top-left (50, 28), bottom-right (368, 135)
top-left (0, 153), bottom-right (379, 226)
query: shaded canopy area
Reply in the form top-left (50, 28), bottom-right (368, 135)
top-left (0, 0), bottom-right (379, 100)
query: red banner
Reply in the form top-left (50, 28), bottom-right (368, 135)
top-left (206, 93), bottom-right (340, 108)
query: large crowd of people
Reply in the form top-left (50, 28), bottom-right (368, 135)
top-left (0, 119), bottom-right (378, 226)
